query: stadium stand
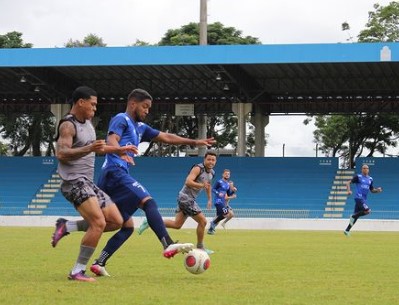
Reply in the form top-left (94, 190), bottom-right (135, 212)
top-left (0, 156), bottom-right (338, 218)
top-left (0, 157), bottom-right (57, 215)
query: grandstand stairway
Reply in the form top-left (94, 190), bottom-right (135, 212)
top-left (323, 169), bottom-right (354, 218)
top-left (23, 172), bottom-right (61, 215)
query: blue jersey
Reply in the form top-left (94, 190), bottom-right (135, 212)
top-left (102, 112), bottom-right (160, 170)
top-left (351, 174), bottom-right (374, 200)
top-left (212, 179), bottom-right (234, 206)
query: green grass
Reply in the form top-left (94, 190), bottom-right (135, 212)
top-left (1, 227), bottom-right (399, 305)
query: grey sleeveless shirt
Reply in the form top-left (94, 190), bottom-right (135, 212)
top-left (179, 163), bottom-right (215, 200)
top-left (57, 114), bottom-right (96, 181)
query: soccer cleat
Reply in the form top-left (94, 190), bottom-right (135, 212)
top-left (207, 229), bottom-right (215, 235)
top-left (349, 216), bottom-right (355, 226)
top-left (163, 243), bottom-right (194, 259)
top-left (344, 230), bottom-right (351, 237)
top-left (203, 248), bottom-right (215, 255)
top-left (68, 270), bottom-right (96, 282)
top-left (51, 218), bottom-right (69, 247)
top-left (137, 218), bottom-right (149, 235)
top-left (90, 263), bottom-right (110, 277)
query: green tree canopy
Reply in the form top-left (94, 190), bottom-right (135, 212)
top-left (0, 31), bottom-right (33, 48)
top-left (65, 33), bottom-right (106, 47)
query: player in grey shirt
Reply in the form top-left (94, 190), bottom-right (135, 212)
top-left (139, 151), bottom-right (217, 254)
top-left (51, 86), bottom-right (137, 282)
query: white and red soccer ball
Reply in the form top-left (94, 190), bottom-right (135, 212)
top-left (184, 249), bottom-right (211, 275)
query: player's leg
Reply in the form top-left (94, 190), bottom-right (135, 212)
top-left (208, 205), bottom-right (228, 234)
top-left (141, 197), bottom-right (193, 258)
top-left (68, 196), bottom-right (106, 282)
top-left (344, 200), bottom-right (369, 235)
top-left (192, 212), bottom-right (214, 254)
top-left (91, 217), bottom-right (134, 276)
top-left (222, 209), bottom-right (234, 228)
top-left (164, 211), bottom-right (187, 229)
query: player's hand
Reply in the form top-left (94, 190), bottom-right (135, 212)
top-left (120, 144), bottom-right (139, 155)
top-left (91, 140), bottom-right (106, 153)
top-left (120, 154), bottom-right (135, 165)
top-left (203, 181), bottom-right (211, 190)
top-left (195, 137), bottom-right (216, 147)
top-left (347, 190), bottom-right (352, 195)
top-left (377, 187), bottom-right (383, 193)
top-left (206, 201), bottom-right (212, 210)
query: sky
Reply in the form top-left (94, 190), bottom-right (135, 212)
top-left (0, 0), bottom-right (393, 156)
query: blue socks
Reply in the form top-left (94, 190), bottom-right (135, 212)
top-left (142, 199), bottom-right (173, 248)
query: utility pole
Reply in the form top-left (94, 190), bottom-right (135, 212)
top-left (198, 0), bottom-right (208, 156)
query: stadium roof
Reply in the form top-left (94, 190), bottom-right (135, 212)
top-left (1, 42), bottom-right (399, 114)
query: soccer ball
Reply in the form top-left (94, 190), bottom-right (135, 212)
top-left (184, 249), bottom-right (211, 275)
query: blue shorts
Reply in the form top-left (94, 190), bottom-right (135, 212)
top-left (354, 198), bottom-right (370, 213)
top-left (215, 203), bottom-right (230, 217)
top-left (97, 165), bottom-right (151, 221)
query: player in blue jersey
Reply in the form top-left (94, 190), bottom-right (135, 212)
top-left (89, 88), bottom-right (216, 276)
top-left (207, 169), bottom-right (237, 234)
top-left (220, 180), bottom-right (237, 229)
top-left (344, 164), bottom-right (382, 236)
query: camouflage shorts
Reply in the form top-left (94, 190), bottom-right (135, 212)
top-left (176, 193), bottom-right (202, 217)
top-left (61, 177), bottom-right (113, 209)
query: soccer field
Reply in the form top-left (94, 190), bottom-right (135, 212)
top-left (1, 227), bottom-right (398, 305)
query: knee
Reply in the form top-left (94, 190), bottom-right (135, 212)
top-left (198, 217), bottom-right (207, 228)
top-left (90, 217), bottom-right (107, 232)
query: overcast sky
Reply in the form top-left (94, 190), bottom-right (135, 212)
top-left (0, 0), bottom-right (393, 156)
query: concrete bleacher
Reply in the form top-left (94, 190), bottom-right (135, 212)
top-left (0, 157), bottom-right (57, 215)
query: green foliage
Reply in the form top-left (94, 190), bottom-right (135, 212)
top-left (0, 112), bottom-right (55, 156)
top-left (358, 2), bottom-right (399, 42)
top-left (0, 141), bottom-right (8, 155)
top-left (0, 31), bottom-right (33, 48)
top-left (2, 227), bottom-right (399, 305)
top-left (65, 33), bottom-right (106, 47)
top-left (307, 114), bottom-right (399, 168)
top-left (158, 22), bottom-right (261, 46)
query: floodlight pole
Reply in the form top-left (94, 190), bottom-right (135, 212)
top-left (198, 0), bottom-right (208, 156)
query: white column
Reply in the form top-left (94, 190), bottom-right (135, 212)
top-left (232, 103), bottom-right (252, 157)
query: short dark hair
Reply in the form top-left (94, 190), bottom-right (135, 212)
top-left (127, 88), bottom-right (153, 102)
top-left (72, 86), bottom-right (97, 104)
top-left (205, 151), bottom-right (217, 158)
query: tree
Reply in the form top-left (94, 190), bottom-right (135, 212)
top-left (152, 22), bottom-right (262, 156)
top-left (0, 32), bottom-right (56, 156)
top-left (65, 33), bottom-right (106, 47)
top-left (357, 2), bottom-right (399, 42)
top-left (309, 2), bottom-right (399, 168)
top-left (0, 31), bottom-right (33, 48)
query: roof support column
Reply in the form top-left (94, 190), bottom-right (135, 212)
top-left (232, 103), bottom-right (252, 157)
top-left (198, 114), bottom-right (207, 156)
top-left (50, 104), bottom-right (71, 130)
top-left (250, 108), bottom-right (269, 157)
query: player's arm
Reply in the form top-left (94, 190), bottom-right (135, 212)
top-left (370, 182), bottom-right (383, 193)
top-left (103, 133), bottom-right (138, 164)
top-left (206, 181), bottom-right (212, 209)
top-left (185, 166), bottom-right (208, 190)
top-left (346, 176), bottom-right (358, 195)
top-left (56, 121), bottom-right (105, 162)
top-left (154, 131), bottom-right (216, 147)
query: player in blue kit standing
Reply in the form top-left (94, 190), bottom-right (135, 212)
top-left (89, 88), bottom-right (216, 276)
top-left (344, 164), bottom-right (382, 236)
top-left (207, 169), bottom-right (237, 234)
